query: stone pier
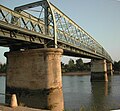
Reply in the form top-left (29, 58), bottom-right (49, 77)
top-left (5, 48), bottom-right (64, 111)
top-left (91, 59), bottom-right (108, 82)
top-left (107, 62), bottom-right (113, 76)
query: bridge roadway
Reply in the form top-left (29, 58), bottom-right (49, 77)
top-left (0, 0), bottom-right (112, 62)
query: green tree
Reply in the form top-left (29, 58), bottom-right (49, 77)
top-left (64, 64), bottom-right (69, 72)
top-left (61, 58), bottom-right (91, 73)
top-left (84, 62), bottom-right (91, 71)
top-left (61, 62), bottom-right (69, 73)
top-left (76, 58), bottom-right (84, 71)
top-left (68, 59), bottom-right (76, 72)
top-left (0, 63), bottom-right (7, 73)
top-left (114, 61), bottom-right (120, 71)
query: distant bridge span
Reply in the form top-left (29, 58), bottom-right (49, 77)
top-left (0, 0), bottom-right (112, 62)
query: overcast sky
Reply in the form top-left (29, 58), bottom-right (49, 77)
top-left (0, 0), bottom-right (120, 63)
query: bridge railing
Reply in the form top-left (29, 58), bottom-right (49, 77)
top-left (0, 4), bottom-right (54, 38)
top-left (50, 3), bottom-right (112, 62)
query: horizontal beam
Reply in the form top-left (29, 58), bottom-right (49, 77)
top-left (14, 0), bottom-right (47, 11)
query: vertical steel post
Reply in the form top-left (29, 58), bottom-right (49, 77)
top-left (44, 6), bottom-right (49, 35)
top-left (46, 0), bottom-right (57, 48)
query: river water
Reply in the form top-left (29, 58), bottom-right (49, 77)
top-left (1, 75), bottom-right (120, 111)
top-left (0, 76), bottom-right (6, 104)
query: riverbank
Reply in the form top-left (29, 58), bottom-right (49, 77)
top-left (0, 104), bottom-right (50, 111)
top-left (1, 71), bottom-right (120, 77)
top-left (62, 71), bottom-right (91, 76)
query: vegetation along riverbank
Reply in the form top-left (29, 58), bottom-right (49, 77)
top-left (63, 71), bottom-right (90, 76)
top-left (0, 58), bottom-right (120, 75)
top-left (62, 58), bottom-right (120, 75)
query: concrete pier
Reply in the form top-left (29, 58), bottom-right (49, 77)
top-left (107, 62), bottom-right (113, 75)
top-left (91, 59), bottom-right (108, 82)
top-left (5, 48), bottom-right (64, 111)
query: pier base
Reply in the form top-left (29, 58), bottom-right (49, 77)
top-left (91, 59), bottom-right (108, 82)
top-left (5, 48), bottom-right (64, 111)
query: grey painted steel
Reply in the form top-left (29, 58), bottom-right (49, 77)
top-left (0, 0), bottom-right (112, 62)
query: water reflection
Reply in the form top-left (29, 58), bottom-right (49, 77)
top-left (91, 82), bottom-right (110, 111)
top-left (63, 75), bottom-right (120, 111)
top-left (63, 76), bottom-right (92, 110)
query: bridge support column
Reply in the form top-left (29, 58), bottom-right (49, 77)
top-left (107, 62), bottom-right (113, 75)
top-left (5, 48), bottom-right (64, 111)
top-left (91, 59), bottom-right (108, 82)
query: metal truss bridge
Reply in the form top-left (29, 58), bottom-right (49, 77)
top-left (0, 0), bottom-right (112, 62)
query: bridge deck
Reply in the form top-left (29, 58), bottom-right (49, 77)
top-left (0, 0), bottom-right (112, 62)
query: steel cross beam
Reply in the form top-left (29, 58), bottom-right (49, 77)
top-left (14, 1), bottom-right (47, 11)
top-left (14, 0), bottom-right (57, 48)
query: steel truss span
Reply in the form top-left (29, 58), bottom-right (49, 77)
top-left (0, 0), bottom-right (112, 62)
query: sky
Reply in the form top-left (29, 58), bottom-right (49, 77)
top-left (0, 0), bottom-right (120, 63)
